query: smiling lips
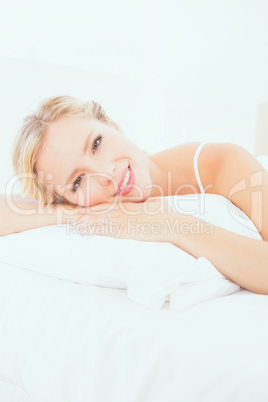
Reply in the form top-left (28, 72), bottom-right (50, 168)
top-left (115, 165), bottom-right (136, 196)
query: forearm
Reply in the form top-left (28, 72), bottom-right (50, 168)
top-left (0, 194), bottom-right (57, 236)
top-left (166, 213), bottom-right (268, 295)
top-left (0, 194), bottom-right (77, 237)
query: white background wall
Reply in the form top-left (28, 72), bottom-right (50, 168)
top-left (0, 0), bottom-right (268, 191)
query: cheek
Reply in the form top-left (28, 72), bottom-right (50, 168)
top-left (73, 180), bottom-right (108, 207)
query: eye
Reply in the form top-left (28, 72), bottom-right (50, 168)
top-left (92, 135), bottom-right (102, 153)
top-left (72, 175), bottom-right (84, 192)
top-left (71, 135), bottom-right (102, 193)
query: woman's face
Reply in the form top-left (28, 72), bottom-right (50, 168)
top-left (35, 117), bottom-right (153, 206)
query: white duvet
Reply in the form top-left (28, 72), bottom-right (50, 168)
top-left (0, 191), bottom-right (267, 401)
top-left (0, 260), bottom-right (268, 402)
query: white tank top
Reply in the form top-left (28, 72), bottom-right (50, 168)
top-left (193, 142), bottom-right (207, 194)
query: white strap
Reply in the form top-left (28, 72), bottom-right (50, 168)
top-left (193, 142), bottom-right (207, 194)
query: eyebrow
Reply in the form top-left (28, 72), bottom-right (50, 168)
top-left (65, 128), bottom-right (95, 186)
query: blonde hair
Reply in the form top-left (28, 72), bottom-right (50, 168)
top-left (12, 95), bottom-right (115, 206)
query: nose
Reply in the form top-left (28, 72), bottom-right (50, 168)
top-left (97, 161), bottom-right (116, 186)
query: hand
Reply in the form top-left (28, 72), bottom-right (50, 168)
top-left (44, 203), bottom-right (83, 226)
top-left (70, 197), bottom-right (175, 242)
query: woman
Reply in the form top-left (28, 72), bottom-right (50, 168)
top-left (2, 95), bottom-right (268, 294)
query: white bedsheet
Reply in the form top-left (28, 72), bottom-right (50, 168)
top-left (0, 380), bottom-right (33, 402)
top-left (0, 260), bottom-right (268, 402)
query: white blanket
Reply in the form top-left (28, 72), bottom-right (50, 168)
top-left (0, 381), bottom-right (33, 402)
top-left (0, 193), bottom-right (266, 402)
top-left (0, 260), bottom-right (268, 402)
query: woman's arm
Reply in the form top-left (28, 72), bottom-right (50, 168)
top-left (170, 144), bottom-right (268, 293)
top-left (75, 143), bottom-right (268, 294)
top-left (75, 197), bottom-right (268, 294)
top-left (166, 213), bottom-right (268, 294)
top-left (0, 194), bottom-right (79, 237)
top-left (200, 143), bottom-right (268, 241)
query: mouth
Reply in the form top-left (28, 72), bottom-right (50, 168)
top-left (115, 165), bottom-right (135, 196)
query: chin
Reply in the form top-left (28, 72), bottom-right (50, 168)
top-left (132, 191), bottom-right (151, 203)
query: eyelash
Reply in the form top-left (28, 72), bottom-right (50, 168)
top-left (71, 135), bottom-right (102, 192)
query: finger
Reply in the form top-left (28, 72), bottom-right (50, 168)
top-left (89, 203), bottom-right (116, 212)
top-left (79, 207), bottom-right (87, 215)
top-left (75, 215), bottom-right (95, 224)
top-left (146, 196), bottom-right (163, 202)
top-left (75, 215), bottom-right (85, 223)
top-left (72, 222), bottom-right (96, 234)
top-left (78, 205), bottom-right (104, 215)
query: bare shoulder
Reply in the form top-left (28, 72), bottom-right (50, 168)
top-left (211, 142), bottom-right (267, 198)
top-left (197, 142), bottom-right (240, 193)
top-left (150, 142), bottom-right (228, 195)
top-left (212, 143), bottom-right (268, 240)
top-left (151, 142), bottom-right (268, 239)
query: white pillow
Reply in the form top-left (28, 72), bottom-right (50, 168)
top-left (0, 381), bottom-right (33, 402)
top-left (0, 220), bottom-right (186, 290)
top-left (0, 194), bottom-right (261, 305)
top-left (0, 194), bottom-right (261, 274)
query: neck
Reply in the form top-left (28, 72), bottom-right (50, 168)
top-left (147, 155), bottom-right (168, 198)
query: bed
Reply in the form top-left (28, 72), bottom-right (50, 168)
top-left (0, 57), bottom-right (268, 402)
top-left (0, 259), bottom-right (268, 402)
